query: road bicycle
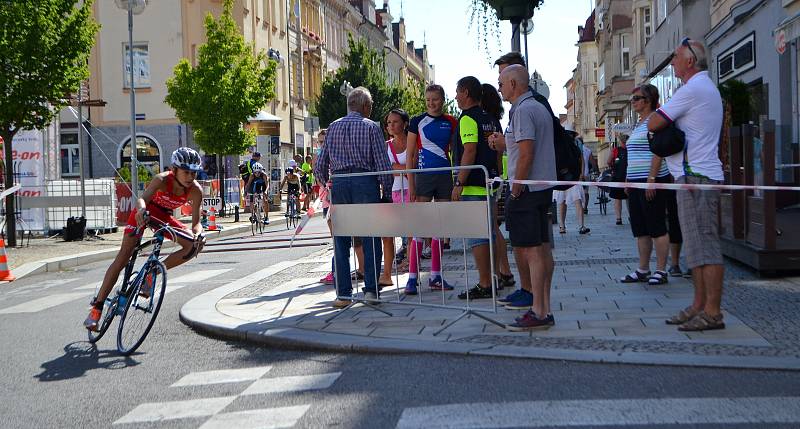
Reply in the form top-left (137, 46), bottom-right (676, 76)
top-left (284, 192), bottom-right (300, 230)
top-left (247, 192), bottom-right (265, 235)
top-left (595, 187), bottom-right (610, 215)
top-left (87, 216), bottom-right (202, 355)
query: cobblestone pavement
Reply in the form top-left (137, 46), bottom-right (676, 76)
top-left (204, 192), bottom-right (800, 367)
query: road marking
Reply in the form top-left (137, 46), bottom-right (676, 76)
top-left (395, 397), bottom-right (800, 428)
top-left (171, 366), bottom-right (273, 387)
top-left (113, 396), bottom-right (236, 425)
top-left (170, 269), bottom-right (232, 284)
top-left (73, 282), bottom-right (102, 291)
top-left (198, 405), bottom-right (310, 429)
top-left (241, 372), bottom-right (342, 395)
top-left (0, 293), bottom-right (89, 314)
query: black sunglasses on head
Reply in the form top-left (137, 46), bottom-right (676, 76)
top-left (680, 37), bottom-right (698, 63)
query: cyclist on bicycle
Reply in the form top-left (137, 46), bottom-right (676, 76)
top-left (245, 162), bottom-right (270, 225)
top-left (279, 167), bottom-right (302, 218)
top-left (84, 147), bottom-right (206, 331)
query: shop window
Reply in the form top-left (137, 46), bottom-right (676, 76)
top-left (120, 135), bottom-right (161, 177)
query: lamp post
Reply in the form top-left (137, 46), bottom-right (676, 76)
top-left (115, 0), bottom-right (147, 199)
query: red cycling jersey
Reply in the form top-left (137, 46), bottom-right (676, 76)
top-left (125, 172), bottom-right (193, 237)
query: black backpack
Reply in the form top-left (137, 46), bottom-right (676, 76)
top-left (528, 91), bottom-right (582, 191)
top-left (238, 162), bottom-right (250, 183)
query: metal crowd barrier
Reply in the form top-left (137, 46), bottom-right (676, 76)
top-left (326, 165), bottom-right (504, 335)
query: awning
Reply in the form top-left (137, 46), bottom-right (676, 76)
top-left (248, 110), bottom-right (282, 122)
top-left (775, 11), bottom-right (800, 43)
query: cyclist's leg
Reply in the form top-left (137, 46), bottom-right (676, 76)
top-left (262, 195), bottom-right (270, 220)
top-left (95, 232), bottom-right (140, 306)
top-left (162, 218), bottom-right (198, 269)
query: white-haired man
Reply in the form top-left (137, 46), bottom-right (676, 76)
top-left (648, 38), bottom-right (725, 331)
top-left (314, 87), bottom-right (393, 308)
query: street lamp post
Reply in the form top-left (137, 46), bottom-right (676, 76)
top-left (115, 0), bottom-right (147, 199)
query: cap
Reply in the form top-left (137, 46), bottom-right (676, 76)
top-left (253, 151), bottom-right (262, 157)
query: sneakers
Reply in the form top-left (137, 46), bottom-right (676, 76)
top-left (504, 289), bottom-right (533, 310)
top-left (684, 268), bottom-right (693, 278)
top-left (506, 310), bottom-right (554, 331)
top-left (404, 278), bottom-right (418, 295)
top-left (457, 284), bottom-right (493, 300)
top-left (83, 307), bottom-right (102, 331)
top-left (579, 226), bottom-right (590, 235)
top-left (320, 272), bottom-right (334, 285)
top-left (428, 275), bottom-right (454, 291)
top-left (139, 272), bottom-right (155, 298)
top-left (497, 289), bottom-right (525, 305)
top-left (496, 273), bottom-right (515, 289)
top-left (668, 265), bottom-right (683, 277)
top-left (421, 245), bottom-right (432, 259)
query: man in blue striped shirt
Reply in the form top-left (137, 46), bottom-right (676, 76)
top-left (314, 87), bottom-right (392, 308)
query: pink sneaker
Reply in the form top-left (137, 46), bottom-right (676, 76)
top-left (321, 272), bottom-right (334, 285)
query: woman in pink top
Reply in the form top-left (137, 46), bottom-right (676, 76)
top-left (379, 109), bottom-right (410, 286)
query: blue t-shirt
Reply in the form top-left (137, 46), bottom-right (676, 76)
top-left (408, 113), bottom-right (457, 174)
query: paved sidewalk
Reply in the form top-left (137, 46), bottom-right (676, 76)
top-left (181, 194), bottom-right (800, 370)
top-left (3, 205), bottom-right (290, 280)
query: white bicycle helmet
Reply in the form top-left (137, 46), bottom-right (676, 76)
top-left (171, 147), bottom-right (202, 172)
top-left (252, 162), bottom-right (265, 173)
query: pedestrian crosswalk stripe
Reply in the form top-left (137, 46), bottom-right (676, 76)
top-left (113, 396), bottom-right (236, 425)
top-left (73, 282), bottom-right (101, 291)
top-left (171, 366), bottom-right (273, 387)
top-left (169, 269), bottom-right (232, 284)
top-left (395, 397), bottom-right (800, 428)
top-left (0, 293), bottom-right (89, 315)
top-left (198, 405), bottom-right (310, 429)
top-left (241, 372), bottom-right (342, 395)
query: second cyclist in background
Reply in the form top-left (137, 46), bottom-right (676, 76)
top-left (245, 162), bottom-right (270, 225)
top-left (280, 167), bottom-right (302, 218)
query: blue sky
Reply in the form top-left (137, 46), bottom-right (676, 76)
top-left (385, 0), bottom-right (594, 118)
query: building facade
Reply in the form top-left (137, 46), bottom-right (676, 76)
top-left (575, 11), bottom-right (600, 155)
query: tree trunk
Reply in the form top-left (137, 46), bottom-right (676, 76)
top-left (218, 154), bottom-right (226, 216)
top-left (1, 129), bottom-right (17, 247)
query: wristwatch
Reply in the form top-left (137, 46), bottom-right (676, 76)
top-left (454, 179), bottom-right (463, 187)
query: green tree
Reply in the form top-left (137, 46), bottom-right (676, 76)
top-left (165, 0), bottom-right (276, 203)
top-left (312, 35), bottom-right (424, 129)
top-left (0, 0), bottom-right (99, 245)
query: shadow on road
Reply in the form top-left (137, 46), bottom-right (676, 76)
top-left (35, 341), bottom-right (139, 382)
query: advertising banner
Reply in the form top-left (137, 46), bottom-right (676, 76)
top-left (1, 130), bottom-right (46, 231)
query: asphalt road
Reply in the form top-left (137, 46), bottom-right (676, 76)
top-left (1, 217), bottom-right (799, 428)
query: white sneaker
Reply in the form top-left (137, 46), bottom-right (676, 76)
top-left (421, 246), bottom-right (432, 259)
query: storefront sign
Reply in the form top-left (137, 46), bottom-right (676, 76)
top-left (595, 128), bottom-right (605, 138)
top-left (776, 29), bottom-right (787, 55)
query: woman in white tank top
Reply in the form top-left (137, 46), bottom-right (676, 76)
top-left (379, 109), bottom-right (411, 286)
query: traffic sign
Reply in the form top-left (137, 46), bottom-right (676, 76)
top-left (202, 197), bottom-right (222, 212)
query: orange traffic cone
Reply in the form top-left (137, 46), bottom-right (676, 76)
top-left (206, 207), bottom-right (219, 231)
top-left (0, 238), bottom-right (15, 281)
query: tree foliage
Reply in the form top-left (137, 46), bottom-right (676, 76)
top-left (718, 79), bottom-right (753, 126)
top-left (0, 0), bottom-right (99, 244)
top-left (311, 35), bottom-right (425, 129)
top-left (165, 0), bottom-right (277, 156)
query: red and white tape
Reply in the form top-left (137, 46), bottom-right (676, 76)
top-left (489, 178), bottom-right (800, 192)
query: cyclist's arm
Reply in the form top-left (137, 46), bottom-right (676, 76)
top-left (244, 175), bottom-right (254, 193)
top-left (188, 184), bottom-right (204, 236)
top-left (135, 175), bottom-right (164, 226)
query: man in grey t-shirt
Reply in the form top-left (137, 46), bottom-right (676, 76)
top-left (490, 64), bottom-right (556, 331)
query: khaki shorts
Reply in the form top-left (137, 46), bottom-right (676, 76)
top-left (675, 176), bottom-right (723, 268)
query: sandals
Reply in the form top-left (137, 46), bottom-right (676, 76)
top-left (648, 270), bottom-right (669, 285)
top-left (620, 270), bottom-right (650, 283)
top-left (678, 312), bottom-right (725, 331)
top-left (579, 226), bottom-right (590, 235)
top-left (665, 306), bottom-right (699, 325)
top-left (559, 225), bottom-right (566, 234)
top-left (616, 218), bottom-right (623, 225)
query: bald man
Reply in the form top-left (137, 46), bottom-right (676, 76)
top-left (490, 64), bottom-right (557, 331)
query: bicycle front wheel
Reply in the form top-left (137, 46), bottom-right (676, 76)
top-left (116, 261), bottom-right (167, 355)
top-left (87, 296), bottom-right (119, 343)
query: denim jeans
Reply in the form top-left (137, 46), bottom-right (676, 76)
top-left (331, 175), bottom-right (382, 297)
top-left (461, 194), bottom-right (495, 249)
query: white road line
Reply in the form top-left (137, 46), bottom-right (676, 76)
top-left (170, 269), bottom-right (232, 284)
top-left (395, 397), bottom-right (800, 428)
top-left (113, 396), bottom-right (236, 425)
top-left (198, 405), bottom-right (310, 429)
top-left (171, 366), bottom-right (273, 387)
top-left (241, 372), bottom-right (342, 395)
top-left (0, 293), bottom-right (89, 315)
top-left (73, 282), bottom-right (102, 291)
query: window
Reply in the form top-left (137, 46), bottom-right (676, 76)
top-left (643, 7), bottom-right (652, 43)
top-left (620, 34), bottom-right (630, 76)
top-left (598, 62), bottom-right (606, 91)
top-left (657, 0), bottom-right (667, 26)
top-left (120, 135), bottom-right (161, 176)
top-left (717, 33), bottom-right (756, 82)
top-left (60, 133), bottom-right (80, 178)
top-left (123, 42), bottom-right (150, 88)
top-left (593, 62), bottom-right (597, 82)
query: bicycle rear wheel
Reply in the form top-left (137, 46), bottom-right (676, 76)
top-left (116, 261), bottom-right (167, 355)
top-left (87, 296), bottom-right (119, 343)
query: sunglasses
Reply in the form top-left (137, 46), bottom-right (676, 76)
top-left (679, 37), bottom-right (698, 63)
top-left (630, 95), bottom-right (646, 102)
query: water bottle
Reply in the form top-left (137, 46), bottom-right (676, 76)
top-left (117, 295), bottom-right (127, 315)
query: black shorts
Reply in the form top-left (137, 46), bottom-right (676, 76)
top-left (505, 188), bottom-right (552, 247)
top-left (249, 182), bottom-right (266, 195)
top-left (302, 181), bottom-right (312, 194)
top-left (627, 179), bottom-right (669, 239)
top-left (665, 188), bottom-right (683, 244)
top-left (415, 173), bottom-right (452, 200)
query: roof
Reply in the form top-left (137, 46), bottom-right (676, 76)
top-left (578, 10), bottom-right (595, 43)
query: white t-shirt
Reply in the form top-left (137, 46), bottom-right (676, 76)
top-left (386, 138), bottom-right (408, 192)
top-left (656, 71), bottom-right (724, 181)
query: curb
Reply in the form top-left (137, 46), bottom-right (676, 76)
top-left (180, 262), bottom-right (800, 371)
top-left (8, 215), bottom-right (289, 282)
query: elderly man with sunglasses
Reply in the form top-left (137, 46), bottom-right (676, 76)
top-left (647, 37), bottom-right (726, 332)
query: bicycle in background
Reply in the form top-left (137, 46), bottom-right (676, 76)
top-left (247, 192), bottom-right (266, 235)
top-left (284, 191), bottom-right (300, 230)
